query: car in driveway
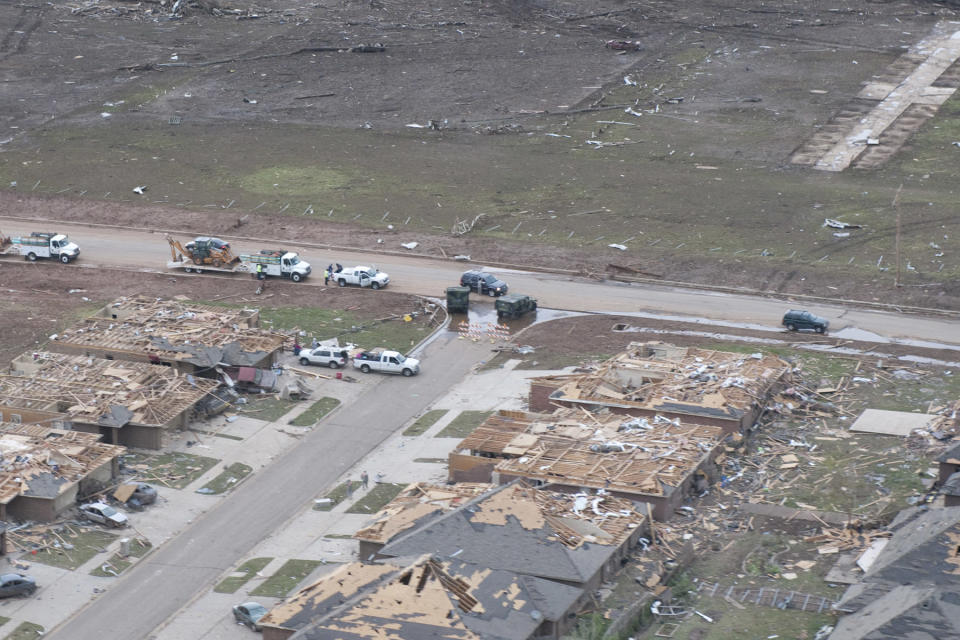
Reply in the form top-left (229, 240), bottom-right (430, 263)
top-left (0, 574), bottom-right (36, 598)
top-left (79, 502), bottom-right (128, 528)
top-left (460, 270), bottom-right (508, 296)
top-left (298, 346), bottom-right (349, 369)
top-left (782, 309), bottom-right (829, 334)
top-left (233, 602), bottom-right (269, 631)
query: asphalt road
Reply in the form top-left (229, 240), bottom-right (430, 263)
top-left (46, 332), bottom-right (489, 640)
top-left (2, 217), bottom-right (958, 347)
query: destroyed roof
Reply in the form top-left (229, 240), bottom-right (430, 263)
top-left (1, 352), bottom-right (219, 427)
top-left (378, 482), bottom-right (645, 584)
top-left (0, 423), bottom-right (125, 503)
top-left (353, 482), bottom-right (492, 545)
top-left (830, 506), bottom-right (960, 640)
top-left (541, 341), bottom-right (790, 419)
top-left (457, 409), bottom-right (724, 496)
top-left (48, 296), bottom-right (286, 367)
top-left (279, 555), bottom-right (581, 640)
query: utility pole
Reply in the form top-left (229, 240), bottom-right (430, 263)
top-left (893, 184), bottom-right (903, 288)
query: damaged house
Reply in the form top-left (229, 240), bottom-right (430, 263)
top-left (46, 295), bottom-right (287, 374)
top-left (260, 554), bottom-right (583, 640)
top-left (829, 506), bottom-right (960, 639)
top-left (0, 422), bottom-right (124, 522)
top-left (1, 352), bottom-right (219, 449)
top-left (373, 480), bottom-right (648, 598)
top-left (529, 341), bottom-right (790, 434)
top-left (353, 482), bottom-right (492, 562)
top-left (449, 409), bottom-right (725, 520)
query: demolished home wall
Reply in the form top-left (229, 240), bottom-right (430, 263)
top-left (3, 352), bottom-right (220, 450)
top-left (530, 342), bottom-right (790, 435)
top-left (0, 424), bottom-right (124, 522)
top-left (0, 404), bottom-right (66, 428)
top-left (450, 409), bottom-right (725, 521)
top-left (47, 296), bottom-right (285, 374)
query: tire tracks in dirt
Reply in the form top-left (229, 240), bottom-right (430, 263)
top-left (0, 4), bottom-right (44, 61)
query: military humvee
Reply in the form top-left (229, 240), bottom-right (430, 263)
top-left (495, 294), bottom-right (537, 319)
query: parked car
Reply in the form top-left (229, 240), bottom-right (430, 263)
top-left (782, 309), bottom-right (829, 334)
top-left (460, 270), bottom-right (508, 296)
top-left (79, 502), bottom-right (128, 528)
top-left (299, 346), bottom-right (349, 369)
top-left (495, 294), bottom-right (537, 319)
top-left (0, 574), bottom-right (36, 598)
top-left (233, 601), bottom-right (269, 631)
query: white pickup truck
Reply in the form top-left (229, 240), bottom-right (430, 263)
top-left (335, 266), bottom-right (389, 289)
top-left (353, 349), bottom-right (420, 376)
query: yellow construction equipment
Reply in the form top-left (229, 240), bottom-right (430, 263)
top-left (167, 235), bottom-right (239, 268)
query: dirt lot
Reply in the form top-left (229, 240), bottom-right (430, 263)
top-left (1, 0), bottom-right (960, 311)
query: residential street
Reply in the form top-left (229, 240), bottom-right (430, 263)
top-left (1, 217), bottom-right (957, 348)
top-left (44, 332), bottom-right (489, 640)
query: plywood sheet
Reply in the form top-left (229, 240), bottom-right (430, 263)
top-left (849, 408), bottom-right (937, 436)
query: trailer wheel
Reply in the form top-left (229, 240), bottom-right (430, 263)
top-left (360, 364), bottom-right (371, 373)
top-left (291, 272), bottom-right (302, 282)
top-left (60, 254), bottom-right (71, 264)
top-left (27, 252), bottom-right (37, 262)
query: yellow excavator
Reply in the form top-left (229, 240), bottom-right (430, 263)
top-left (167, 235), bottom-right (239, 268)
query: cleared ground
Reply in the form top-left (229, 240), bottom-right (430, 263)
top-left (1, 0), bottom-right (959, 312)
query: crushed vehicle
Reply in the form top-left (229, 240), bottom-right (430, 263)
top-left (0, 230), bottom-right (80, 263)
top-left (354, 348), bottom-right (420, 376)
top-left (782, 309), bottom-right (829, 334)
top-left (79, 501), bottom-right (129, 528)
top-left (233, 602), bottom-right (269, 631)
top-left (495, 293), bottom-right (537, 319)
top-left (114, 482), bottom-right (157, 509)
top-left (0, 574), bottom-right (37, 598)
top-left (460, 270), bottom-right (508, 296)
top-left (335, 265), bottom-right (389, 289)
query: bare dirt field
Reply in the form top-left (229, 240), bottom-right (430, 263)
top-left (2, 0), bottom-right (960, 315)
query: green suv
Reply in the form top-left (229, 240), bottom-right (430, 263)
top-left (782, 309), bottom-right (829, 334)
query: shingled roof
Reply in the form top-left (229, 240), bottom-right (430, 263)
top-left (830, 506), bottom-right (960, 640)
top-left (265, 555), bottom-right (581, 640)
top-left (377, 481), bottom-right (645, 585)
